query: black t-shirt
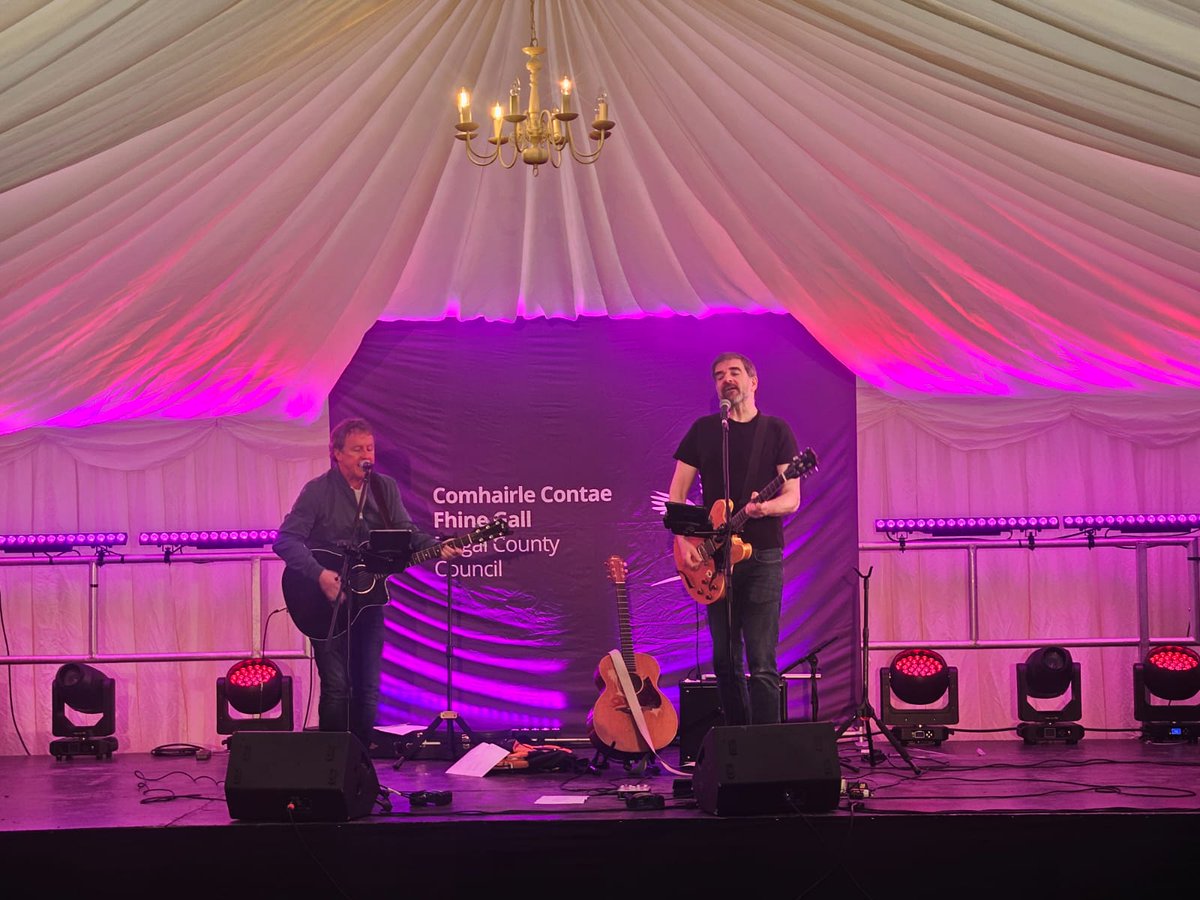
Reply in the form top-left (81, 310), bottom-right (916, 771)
top-left (673, 413), bottom-right (799, 551)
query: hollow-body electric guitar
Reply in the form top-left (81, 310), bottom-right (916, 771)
top-left (282, 518), bottom-right (510, 640)
top-left (587, 555), bottom-right (679, 758)
top-left (673, 449), bottom-right (818, 604)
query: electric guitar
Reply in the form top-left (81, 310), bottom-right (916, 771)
top-left (281, 517), bottom-right (511, 640)
top-left (587, 555), bottom-right (679, 758)
top-left (674, 448), bottom-right (818, 604)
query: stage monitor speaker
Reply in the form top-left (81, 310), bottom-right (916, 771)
top-left (224, 731), bottom-right (380, 822)
top-left (693, 722), bottom-right (840, 816)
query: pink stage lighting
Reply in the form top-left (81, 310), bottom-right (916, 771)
top-left (1, 532), bottom-right (127, 553)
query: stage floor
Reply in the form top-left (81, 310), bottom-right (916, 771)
top-left (1, 733), bottom-right (1197, 897)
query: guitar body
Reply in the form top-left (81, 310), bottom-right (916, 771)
top-left (588, 556), bottom-right (680, 759)
top-left (587, 652), bottom-right (679, 757)
top-left (673, 499), bottom-right (753, 605)
top-left (281, 547), bottom-right (386, 640)
top-left (674, 449), bottom-right (820, 604)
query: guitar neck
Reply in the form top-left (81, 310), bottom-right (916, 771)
top-left (713, 469), bottom-right (790, 541)
top-left (613, 581), bottom-right (638, 673)
top-left (409, 535), bottom-right (460, 565)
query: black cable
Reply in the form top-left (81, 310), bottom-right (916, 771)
top-left (133, 768), bottom-right (223, 803)
top-left (284, 809), bottom-right (355, 900)
top-left (150, 742), bottom-right (211, 759)
top-left (0, 587), bottom-right (32, 756)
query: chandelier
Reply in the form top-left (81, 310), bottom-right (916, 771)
top-left (454, 0), bottom-right (614, 173)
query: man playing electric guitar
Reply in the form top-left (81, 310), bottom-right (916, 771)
top-left (668, 353), bottom-right (801, 726)
top-left (274, 417), bottom-right (461, 751)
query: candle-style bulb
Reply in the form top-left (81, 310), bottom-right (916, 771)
top-left (509, 78), bottom-right (521, 117)
top-left (559, 76), bottom-right (573, 115)
top-left (457, 87), bottom-right (473, 125)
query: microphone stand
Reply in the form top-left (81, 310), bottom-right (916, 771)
top-left (834, 567), bottom-right (920, 774)
top-left (334, 463), bottom-right (372, 740)
top-left (394, 559), bottom-right (478, 768)
top-left (718, 400), bottom-right (740, 724)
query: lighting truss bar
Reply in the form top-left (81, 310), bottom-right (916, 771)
top-left (1062, 514), bottom-right (1200, 533)
top-left (139, 529), bottom-right (279, 549)
top-left (0, 531), bottom-right (127, 553)
top-left (874, 516), bottom-right (1059, 537)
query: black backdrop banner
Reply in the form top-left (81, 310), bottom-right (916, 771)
top-left (331, 312), bottom-right (858, 734)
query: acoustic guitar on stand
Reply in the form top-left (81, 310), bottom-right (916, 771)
top-left (674, 448), bottom-right (818, 604)
top-left (587, 555), bottom-right (679, 759)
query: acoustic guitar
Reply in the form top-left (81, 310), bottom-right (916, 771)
top-left (281, 518), bottom-right (510, 640)
top-left (587, 555), bottom-right (679, 758)
top-left (674, 448), bottom-right (818, 604)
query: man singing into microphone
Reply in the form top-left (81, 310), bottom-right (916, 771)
top-left (274, 417), bottom-right (459, 750)
top-left (668, 354), bottom-right (801, 726)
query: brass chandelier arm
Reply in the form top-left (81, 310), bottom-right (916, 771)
top-left (462, 132), bottom-right (520, 169)
top-left (563, 123), bottom-right (609, 164)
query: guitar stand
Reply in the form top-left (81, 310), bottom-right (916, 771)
top-left (588, 747), bottom-right (659, 777)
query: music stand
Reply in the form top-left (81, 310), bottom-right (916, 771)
top-left (364, 528), bottom-right (414, 574)
top-left (393, 542), bottom-right (477, 767)
top-left (663, 501), bottom-right (717, 537)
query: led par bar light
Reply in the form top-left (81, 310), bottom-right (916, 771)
top-left (138, 529), bottom-right (279, 550)
top-left (1062, 514), bottom-right (1200, 534)
top-left (0, 532), bottom-right (128, 553)
top-left (874, 516), bottom-right (1060, 537)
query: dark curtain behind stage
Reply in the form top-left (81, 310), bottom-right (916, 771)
top-left (331, 312), bottom-right (858, 735)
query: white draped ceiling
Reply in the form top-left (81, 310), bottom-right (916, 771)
top-left (1, 0), bottom-right (1198, 432)
top-left (1, 1), bottom-right (1198, 751)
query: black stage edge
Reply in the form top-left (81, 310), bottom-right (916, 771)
top-left (1, 737), bottom-right (1197, 898)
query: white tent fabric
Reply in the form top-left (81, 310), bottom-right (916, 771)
top-left (1, 1), bottom-right (1198, 751)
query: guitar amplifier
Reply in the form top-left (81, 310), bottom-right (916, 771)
top-left (678, 676), bottom-right (788, 765)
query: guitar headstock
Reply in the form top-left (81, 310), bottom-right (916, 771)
top-left (468, 516), bottom-right (512, 544)
top-left (786, 448), bottom-right (819, 480)
top-left (605, 555), bottom-right (627, 585)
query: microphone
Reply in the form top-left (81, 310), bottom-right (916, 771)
top-left (719, 398), bottom-right (731, 421)
top-left (360, 460), bottom-right (374, 474)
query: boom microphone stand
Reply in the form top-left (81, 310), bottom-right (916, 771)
top-left (835, 567), bottom-right (920, 774)
top-left (781, 634), bottom-right (838, 722)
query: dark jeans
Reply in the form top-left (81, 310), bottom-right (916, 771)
top-left (311, 603), bottom-right (384, 748)
top-left (706, 548), bottom-right (783, 726)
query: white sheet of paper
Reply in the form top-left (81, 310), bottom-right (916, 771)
top-left (534, 795), bottom-right (589, 805)
top-left (445, 742), bottom-right (511, 776)
top-left (374, 723), bottom-right (426, 736)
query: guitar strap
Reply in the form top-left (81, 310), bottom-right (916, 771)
top-left (368, 477), bottom-right (395, 529)
top-left (739, 413), bottom-right (768, 506)
top-left (607, 650), bottom-right (690, 778)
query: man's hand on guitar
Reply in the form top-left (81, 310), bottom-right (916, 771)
top-left (318, 569), bottom-right (342, 603)
top-left (675, 533), bottom-right (703, 568)
top-left (439, 543), bottom-right (464, 561)
top-left (744, 491), bottom-right (768, 519)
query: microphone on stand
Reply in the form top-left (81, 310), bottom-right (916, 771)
top-left (360, 460), bottom-right (374, 476)
top-left (719, 398), bottom-right (731, 427)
